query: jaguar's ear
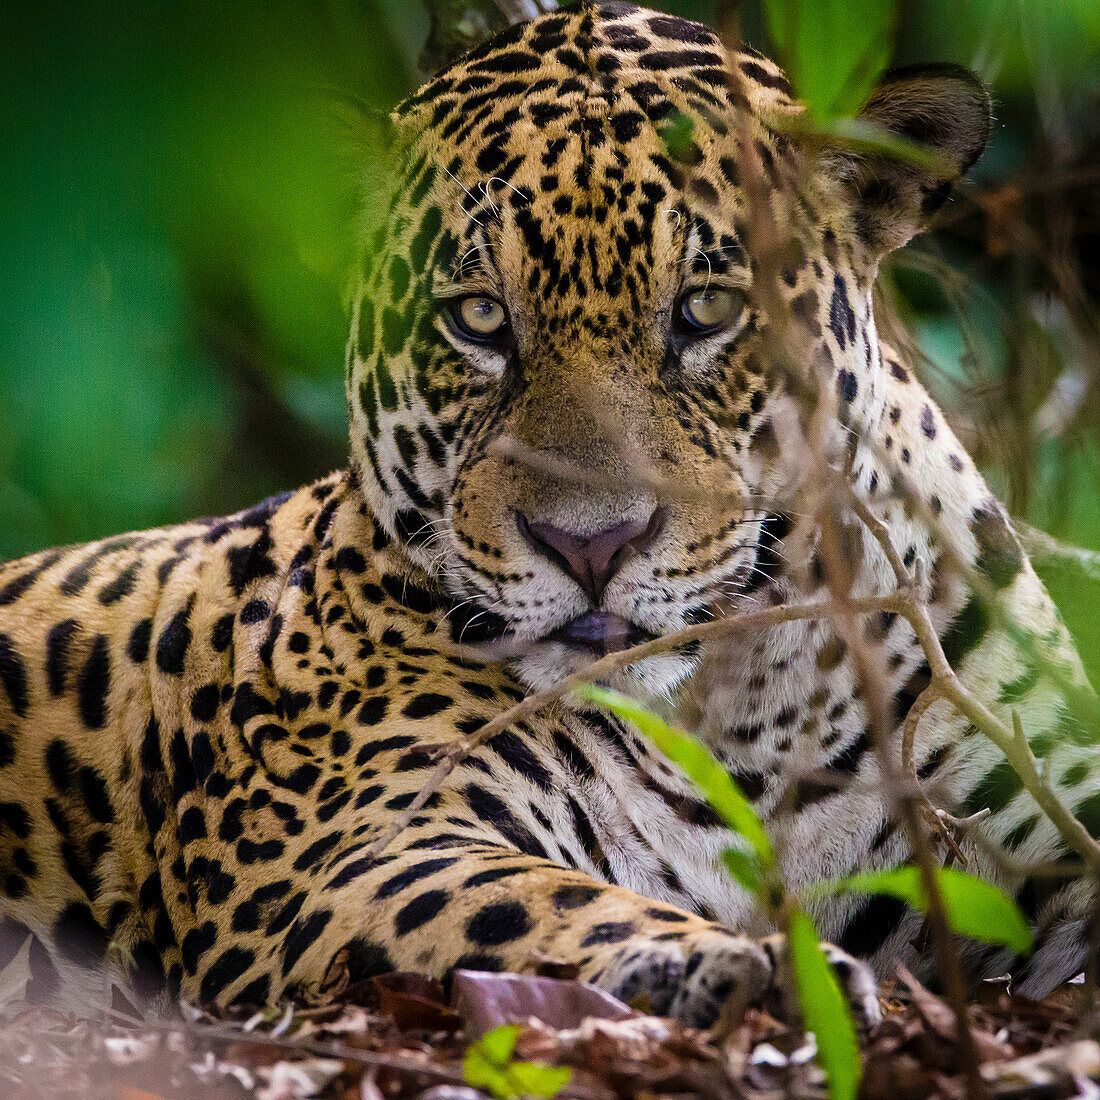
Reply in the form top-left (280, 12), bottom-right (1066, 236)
top-left (825, 64), bottom-right (992, 255)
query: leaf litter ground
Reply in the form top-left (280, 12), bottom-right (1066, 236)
top-left (1, 962), bottom-right (1098, 1100)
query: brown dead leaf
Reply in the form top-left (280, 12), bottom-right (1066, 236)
top-left (451, 969), bottom-right (634, 1036)
top-left (978, 975), bottom-right (1013, 1009)
top-left (897, 964), bottom-right (1013, 1067)
top-left (896, 965), bottom-right (956, 1043)
top-left (981, 1038), bottom-right (1100, 1095)
top-left (1034, 982), bottom-right (1087, 1022)
top-left (255, 1056), bottom-right (344, 1100)
top-left (224, 1038), bottom-right (294, 1070)
top-left (372, 973), bottom-right (462, 1033)
top-left (859, 1048), bottom-right (933, 1100)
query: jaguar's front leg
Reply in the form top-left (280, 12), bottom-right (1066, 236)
top-left (223, 835), bottom-right (879, 1030)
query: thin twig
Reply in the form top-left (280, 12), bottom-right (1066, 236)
top-left (837, 497), bottom-right (988, 1096)
top-left (715, 34), bottom-right (990, 1078)
top-left (490, 435), bottom-right (797, 513)
top-left (865, 447), bottom-right (1100, 736)
top-left (850, 493), bottom-right (1100, 875)
top-left (180, 1016), bottom-right (467, 1087)
top-left (900, 685), bottom-right (939, 779)
top-left (1017, 520), bottom-right (1100, 584)
top-left (363, 591), bottom-right (903, 859)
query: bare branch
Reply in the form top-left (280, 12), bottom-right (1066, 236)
top-left (709, 27), bottom-right (987, 1085)
top-left (853, 490), bottom-right (1100, 876)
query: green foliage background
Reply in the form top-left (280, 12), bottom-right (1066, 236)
top-left (1, 0), bottom-right (1098, 678)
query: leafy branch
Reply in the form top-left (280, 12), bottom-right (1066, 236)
top-left (368, 4), bottom-right (1099, 1098)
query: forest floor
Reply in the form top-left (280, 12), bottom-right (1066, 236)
top-left (0, 965), bottom-right (1096, 1100)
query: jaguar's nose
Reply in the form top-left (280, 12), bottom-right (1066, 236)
top-left (515, 507), bottom-right (665, 604)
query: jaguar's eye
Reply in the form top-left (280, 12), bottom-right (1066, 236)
top-left (676, 287), bottom-right (744, 335)
top-left (450, 296), bottom-right (508, 341)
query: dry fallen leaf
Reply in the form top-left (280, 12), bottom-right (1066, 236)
top-left (372, 972), bottom-right (463, 1033)
top-left (2, 962), bottom-right (1099, 1100)
top-left (897, 965), bottom-right (1013, 1066)
top-left (981, 1039), bottom-right (1100, 1095)
top-left (451, 970), bottom-right (634, 1036)
top-left (255, 1056), bottom-right (344, 1100)
top-left (103, 1033), bottom-right (162, 1066)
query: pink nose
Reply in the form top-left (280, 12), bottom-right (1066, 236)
top-left (516, 508), bottom-right (665, 604)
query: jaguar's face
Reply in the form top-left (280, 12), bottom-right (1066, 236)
top-left (346, 6), bottom-right (990, 692)
top-left (439, 188), bottom-right (771, 694)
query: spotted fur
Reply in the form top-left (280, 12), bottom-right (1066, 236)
top-left (0, 4), bottom-right (1094, 1022)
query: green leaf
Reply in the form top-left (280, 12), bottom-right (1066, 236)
top-left (788, 910), bottom-right (860, 1100)
top-left (763, 0), bottom-right (898, 119)
top-left (775, 113), bottom-right (945, 171)
top-left (658, 110), bottom-right (695, 160)
top-left (812, 865), bottom-right (1033, 954)
top-left (576, 685), bottom-right (774, 867)
top-left (463, 1050), bottom-right (516, 1100)
top-left (720, 846), bottom-right (763, 894)
top-left (506, 1060), bottom-right (572, 1098)
top-left (476, 1024), bottom-right (519, 1066)
top-left (463, 1025), bottom-right (571, 1100)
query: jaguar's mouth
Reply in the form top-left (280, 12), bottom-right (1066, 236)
top-left (546, 611), bottom-right (656, 655)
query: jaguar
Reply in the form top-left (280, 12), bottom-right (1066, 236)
top-left (0, 2), bottom-right (1095, 1028)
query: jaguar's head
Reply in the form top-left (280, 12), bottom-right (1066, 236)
top-left (346, 4), bottom-right (990, 692)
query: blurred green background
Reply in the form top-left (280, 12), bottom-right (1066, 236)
top-left (1, 0), bottom-right (1097, 679)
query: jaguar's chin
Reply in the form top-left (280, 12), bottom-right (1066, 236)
top-left (511, 619), bottom-right (702, 695)
top-left (439, 579), bottom-right (707, 693)
top-left (545, 611), bottom-right (657, 656)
